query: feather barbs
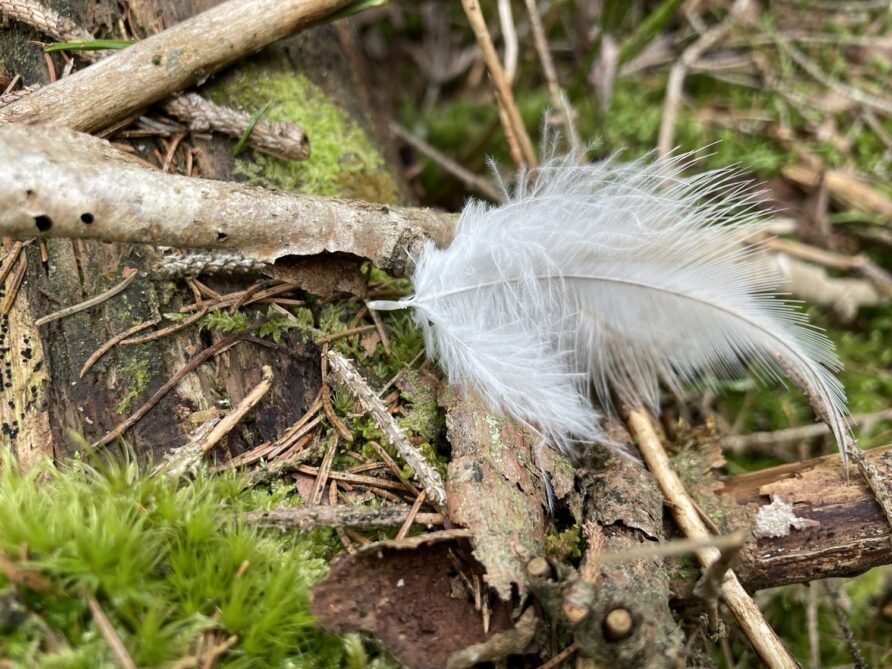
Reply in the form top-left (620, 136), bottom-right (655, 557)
top-left (369, 151), bottom-right (852, 462)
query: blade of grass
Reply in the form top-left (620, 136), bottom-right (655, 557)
top-left (231, 101), bottom-right (273, 156)
top-left (44, 39), bottom-right (135, 53)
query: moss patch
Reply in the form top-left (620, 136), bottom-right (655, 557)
top-left (0, 453), bottom-right (382, 668)
top-left (209, 64), bottom-right (397, 201)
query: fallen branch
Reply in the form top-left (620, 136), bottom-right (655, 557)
top-left (0, 0), bottom-right (358, 132)
top-left (715, 443), bottom-right (892, 591)
top-left (325, 350), bottom-right (448, 512)
top-left (0, 123), bottom-right (455, 276)
top-left (245, 504), bottom-right (444, 530)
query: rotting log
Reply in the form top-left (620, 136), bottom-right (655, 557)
top-left (0, 0), bottom-right (404, 463)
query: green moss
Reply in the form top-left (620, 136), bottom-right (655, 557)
top-left (114, 357), bottom-right (151, 415)
top-left (544, 525), bottom-right (582, 562)
top-left (209, 65), bottom-right (396, 201)
top-left (0, 453), bottom-right (373, 668)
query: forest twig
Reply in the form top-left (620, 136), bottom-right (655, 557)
top-left (80, 318), bottom-right (161, 378)
top-left (326, 349), bottom-right (448, 512)
top-left (34, 267), bottom-right (137, 326)
top-left (93, 320), bottom-right (267, 448)
top-left (628, 408), bottom-right (799, 669)
top-left (85, 593), bottom-right (138, 669)
top-left (722, 407), bottom-right (892, 451)
top-left (657, 0), bottom-right (751, 158)
top-left (389, 121), bottom-right (504, 202)
top-left (0, 123), bottom-right (455, 277)
top-left (199, 365), bottom-right (273, 453)
top-left (0, 0), bottom-right (361, 132)
top-left (460, 0), bottom-right (537, 167)
top-left (0, 257), bottom-right (27, 315)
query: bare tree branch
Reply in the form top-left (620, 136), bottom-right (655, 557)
top-left (0, 0), bottom-right (358, 132)
top-left (0, 123), bottom-right (455, 276)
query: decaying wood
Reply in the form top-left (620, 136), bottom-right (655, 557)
top-left (717, 443), bottom-right (892, 591)
top-left (310, 529), bottom-right (516, 669)
top-left (441, 388), bottom-right (548, 601)
top-left (0, 0), bottom-right (356, 132)
top-left (0, 123), bottom-right (454, 277)
top-left (565, 447), bottom-right (684, 667)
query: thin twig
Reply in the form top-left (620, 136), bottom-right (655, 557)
top-left (0, 240), bottom-right (23, 284)
top-left (496, 0), bottom-right (517, 83)
top-left (245, 503), bottom-right (444, 531)
top-left (35, 267), bottom-right (137, 326)
top-left (657, 0), bottom-right (750, 158)
top-left (93, 319), bottom-right (266, 447)
top-left (773, 32), bottom-right (892, 117)
top-left (295, 464), bottom-right (409, 492)
top-left (396, 490), bottom-right (427, 540)
top-left (315, 324), bottom-right (377, 345)
top-left (389, 122), bottom-right (504, 202)
top-left (80, 318), bottom-right (160, 378)
top-left (200, 365), bottom-right (273, 453)
top-left (85, 593), bottom-right (137, 669)
top-left (628, 408), bottom-right (798, 668)
top-left (523, 0), bottom-right (579, 151)
top-left (326, 350), bottom-right (447, 511)
top-left (460, 0), bottom-right (537, 167)
top-left (320, 344), bottom-right (354, 442)
top-left (120, 307), bottom-right (209, 346)
top-left (822, 581), bottom-right (869, 669)
top-left (534, 642), bottom-right (578, 669)
top-left (309, 435), bottom-right (339, 505)
top-left (0, 257), bottom-right (27, 315)
top-left (722, 407), bottom-right (892, 451)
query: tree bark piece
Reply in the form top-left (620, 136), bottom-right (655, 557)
top-left (0, 123), bottom-right (454, 277)
top-left (0, 0), bottom-right (356, 132)
top-left (442, 388), bottom-right (547, 601)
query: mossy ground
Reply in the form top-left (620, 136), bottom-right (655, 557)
top-left (0, 452), bottom-right (396, 668)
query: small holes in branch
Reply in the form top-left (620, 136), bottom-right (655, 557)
top-left (34, 215), bottom-right (53, 232)
top-left (216, 231), bottom-right (228, 241)
top-left (80, 213), bottom-right (95, 224)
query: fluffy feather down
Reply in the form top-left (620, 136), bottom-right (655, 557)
top-left (370, 152), bottom-right (850, 461)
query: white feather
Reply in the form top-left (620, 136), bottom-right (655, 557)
top-left (370, 151), bottom-right (850, 461)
